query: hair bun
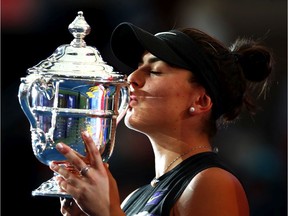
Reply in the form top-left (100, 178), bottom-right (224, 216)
top-left (237, 48), bottom-right (273, 82)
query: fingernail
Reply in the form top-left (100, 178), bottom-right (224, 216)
top-left (56, 143), bottom-right (64, 151)
top-left (82, 131), bottom-right (90, 138)
top-left (50, 162), bottom-right (57, 169)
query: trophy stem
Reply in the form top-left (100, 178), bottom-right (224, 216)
top-left (32, 173), bottom-right (72, 198)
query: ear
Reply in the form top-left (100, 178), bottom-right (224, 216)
top-left (191, 92), bottom-right (213, 114)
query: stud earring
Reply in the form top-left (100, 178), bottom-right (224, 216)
top-left (189, 107), bottom-right (195, 113)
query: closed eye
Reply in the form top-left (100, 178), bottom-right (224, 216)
top-left (150, 71), bottom-right (162, 76)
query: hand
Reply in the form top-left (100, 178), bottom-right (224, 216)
top-left (50, 131), bottom-right (125, 216)
top-left (60, 197), bottom-right (87, 216)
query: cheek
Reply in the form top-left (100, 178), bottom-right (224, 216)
top-left (169, 89), bottom-right (192, 113)
top-left (145, 80), bottom-right (191, 109)
top-left (153, 94), bottom-right (188, 117)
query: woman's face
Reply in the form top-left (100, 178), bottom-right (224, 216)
top-left (125, 52), bottom-right (201, 135)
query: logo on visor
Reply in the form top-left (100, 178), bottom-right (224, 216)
top-left (155, 32), bottom-right (176, 36)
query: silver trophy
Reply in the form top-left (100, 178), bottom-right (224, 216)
top-left (18, 11), bottom-right (129, 197)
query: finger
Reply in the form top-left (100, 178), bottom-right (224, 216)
top-left (54, 171), bottom-right (78, 192)
top-left (55, 142), bottom-right (89, 172)
top-left (79, 165), bottom-right (91, 177)
top-left (52, 161), bottom-right (76, 173)
top-left (54, 173), bottom-right (69, 191)
top-left (60, 197), bottom-right (74, 215)
top-left (50, 162), bottom-right (79, 186)
top-left (104, 163), bottom-right (109, 169)
top-left (81, 131), bottom-right (104, 168)
top-left (60, 197), bottom-right (74, 208)
top-left (60, 197), bottom-right (85, 216)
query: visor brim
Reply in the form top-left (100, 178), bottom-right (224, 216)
top-left (110, 22), bottom-right (188, 73)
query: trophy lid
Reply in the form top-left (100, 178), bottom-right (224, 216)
top-left (27, 11), bottom-right (124, 81)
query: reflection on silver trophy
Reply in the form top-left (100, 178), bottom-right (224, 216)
top-left (18, 11), bottom-right (129, 197)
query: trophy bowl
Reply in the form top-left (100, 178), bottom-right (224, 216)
top-left (18, 11), bottom-right (129, 198)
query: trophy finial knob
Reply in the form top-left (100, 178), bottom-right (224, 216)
top-left (68, 11), bottom-right (91, 47)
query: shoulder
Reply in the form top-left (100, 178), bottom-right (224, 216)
top-left (172, 167), bottom-right (250, 216)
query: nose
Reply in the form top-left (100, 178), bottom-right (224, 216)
top-left (127, 69), bottom-right (144, 89)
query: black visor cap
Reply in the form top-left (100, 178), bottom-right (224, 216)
top-left (110, 22), bottom-right (191, 72)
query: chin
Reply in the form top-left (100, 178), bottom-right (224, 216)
top-left (124, 111), bottom-right (140, 132)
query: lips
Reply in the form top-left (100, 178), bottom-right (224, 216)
top-left (129, 93), bottom-right (138, 108)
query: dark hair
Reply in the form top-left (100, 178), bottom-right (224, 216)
top-left (180, 28), bottom-right (274, 135)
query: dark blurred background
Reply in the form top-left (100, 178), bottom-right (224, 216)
top-left (1, 0), bottom-right (287, 215)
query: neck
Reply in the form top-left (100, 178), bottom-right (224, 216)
top-left (149, 135), bottom-right (212, 178)
top-left (150, 143), bottom-right (211, 187)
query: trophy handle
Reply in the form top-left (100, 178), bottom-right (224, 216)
top-left (18, 74), bottom-right (55, 129)
top-left (116, 85), bottom-right (129, 124)
top-left (18, 74), bottom-right (41, 129)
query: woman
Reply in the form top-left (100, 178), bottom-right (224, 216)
top-left (50, 22), bottom-right (274, 216)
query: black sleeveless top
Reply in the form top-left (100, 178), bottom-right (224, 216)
top-left (122, 152), bottom-right (233, 216)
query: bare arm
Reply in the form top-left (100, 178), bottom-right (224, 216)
top-left (172, 167), bottom-right (250, 216)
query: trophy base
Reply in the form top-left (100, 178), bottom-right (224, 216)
top-left (32, 176), bottom-right (72, 198)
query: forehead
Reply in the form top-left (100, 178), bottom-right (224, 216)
top-left (141, 52), bottom-right (159, 61)
top-left (140, 52), bottom-right (171, 67)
